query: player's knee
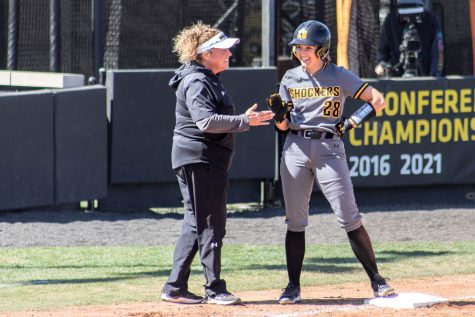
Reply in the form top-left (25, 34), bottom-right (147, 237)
top-left (285, 216), bottom-right (308, 232)
top-left (286, 223), bottom-right (307, 232)
top-left (340, 220), bottom-right (362, 233)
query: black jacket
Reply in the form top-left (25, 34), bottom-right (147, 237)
top-left (169, 61), bottom-right (238, 171)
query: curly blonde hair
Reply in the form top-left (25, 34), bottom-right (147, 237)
top-left (173, 21), bottom-right (220, 64)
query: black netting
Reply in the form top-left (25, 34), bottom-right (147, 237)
top-left (103, 0), bottom-right (122, 70)
top-left (0, 0), bottom-right (6, 69)
top-left (348, 4), bottom-right (360, 75)
top-left (184, 0), bottom-right (244, 65)
top-left (0, 0), bottom-right (472, 78)
top-left (109, 0), bottom-right (182, 69)
top-left (323, 0), bottom-right (337, 63)
top-left (102, 0), bottom-right (262, 70)
top-left (278, 0), bottom-right (325, 58)
top-left (352, 0), bottom-right (380, 78)
top-left (16, 0), bottom-right (50, 71)
top-left (60, 0), bottom-right (93, 77)
top-left (433, 0), bottom-right (472, 75)
top-left (321, 0), bottom-right (380, 78)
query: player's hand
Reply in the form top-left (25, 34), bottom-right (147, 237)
top-left (245, 104), bottom-right (274, 126)
top-left (335, 117), bottom-right (353, 137)
top-left (266, 93), bottom-right (288, 123)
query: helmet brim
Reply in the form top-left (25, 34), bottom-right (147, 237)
top-left (289, 39), bottom-right (316, 46)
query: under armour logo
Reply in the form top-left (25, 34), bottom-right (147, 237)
top-left (465, 192), bottom-right (475, 202)
top-left (211, 242), bottom-right (219, 248)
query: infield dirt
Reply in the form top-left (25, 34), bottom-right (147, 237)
top-left (1, 274), bottom-right (474, 317)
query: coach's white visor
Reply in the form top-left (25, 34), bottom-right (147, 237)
top-left (196, 32), bottom-right (240, 54)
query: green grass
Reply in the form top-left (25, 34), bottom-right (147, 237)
top-left (1, 241), bottom-right (474, 312)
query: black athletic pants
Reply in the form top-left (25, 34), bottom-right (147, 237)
top-left (162, 163), bottom-right (228, 296)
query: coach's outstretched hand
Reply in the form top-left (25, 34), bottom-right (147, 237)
top-left (245, 104), bottom-right (274, 126)
top-left (266, 93), bottom-right (288, 123)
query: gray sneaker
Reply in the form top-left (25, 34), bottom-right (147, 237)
top-left (160, 291), bottom-right (203, 304)
top-left (371, 275), bottom-right (395, 297)
top-left (278, 282), bottom-right (301, 304)
top-left (205, 291), bottom-right (241, 305)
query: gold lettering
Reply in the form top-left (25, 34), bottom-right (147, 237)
top-left (431, 89), bottom-right (444, 114)
top-left (378, 121), bottom-right (394, 144)
top-left (321, 87), bottom-right (327, 96)
top-left (417, 90), bottom-right (430, 114)
top-left (396, 120), bottom-right (413, 144)
top-left (349, 129), bottom-right (362, 146)
top-left (384, 91), bottom-right (399, 117)
top-left (438, 118), bottom-right (452, 143)
top-left (364, 122), bottom-right (379, 145)
top-left (444, 89), bottom-right (458, 113)
top-left (308, 88), bottom-right (314, 98)
top-left (400, 91), bottom-right (416, 115)
top-left (286, 86), bottom-right (346, 99)
top-left (294, 89), bottom-right (300, 99)
top-left (415, 119), bottom-right (430, 143)
top-left (334, 86), bottom-right (340, 96)
top-left (453, 118), bottom-right (469, 141)
top-left (459, 89), bottom-right (472, 113)
top-left (431, 119), bottom-right (437, 143)
top-left (289, 88), bottom-right (295, 99)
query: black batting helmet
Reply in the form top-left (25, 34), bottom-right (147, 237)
top-left (289, 20), bottom-right (331, 60)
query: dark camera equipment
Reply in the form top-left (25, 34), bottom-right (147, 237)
top-left (398, 23), bottom-right (422, 77)
top-left (395, 0), bottom-right (425, 77)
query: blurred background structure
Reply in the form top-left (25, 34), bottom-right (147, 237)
top-left (1, 0), bottom-right (475, 212)
top-left (0, 0), bottom-right (473, 81)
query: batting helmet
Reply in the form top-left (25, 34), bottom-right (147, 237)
top-left (289, 20), bottom-right (331, 60)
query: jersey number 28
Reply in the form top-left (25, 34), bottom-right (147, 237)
top-left (322, 100), bottom-right (341, 118)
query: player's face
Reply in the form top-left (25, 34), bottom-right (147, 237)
top-left (295, 45), bottom-right (319, 72)
top-left (203, 48), bottom-right (233, 74)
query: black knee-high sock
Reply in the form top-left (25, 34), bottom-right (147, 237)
top-left (285, 230), bottom-right (305, 286)
top-left (347, 225), bottom-right (379, 282)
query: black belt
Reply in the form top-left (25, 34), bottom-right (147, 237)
top-left (291, 130), bottom-right (335, 140)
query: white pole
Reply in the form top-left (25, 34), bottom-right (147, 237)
top-left (261, 0), bottom-right (275, 66)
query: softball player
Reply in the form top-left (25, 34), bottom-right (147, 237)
top-left (268, 20), bottom-right (395, 304)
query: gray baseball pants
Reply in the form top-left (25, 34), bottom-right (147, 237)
top-left (280, 133), bottom-right (362, 232)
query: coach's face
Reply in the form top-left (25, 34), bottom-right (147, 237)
top-left (202, 48), bottom-right (232, 74)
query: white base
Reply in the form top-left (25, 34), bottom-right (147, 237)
top-left (364, 292), bottom-right (448, 309)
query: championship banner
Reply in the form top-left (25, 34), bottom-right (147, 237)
top-left (344, 77), bottom-right (475, 187)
